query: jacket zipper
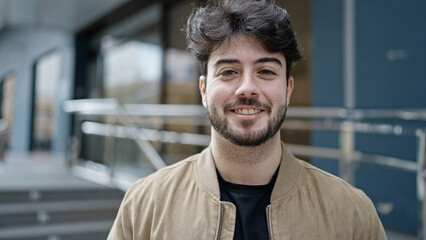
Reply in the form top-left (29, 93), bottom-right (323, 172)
top-left (266, 205), bottom-right (272, 240)
top-left (217, 201), bottom-right (225, 240)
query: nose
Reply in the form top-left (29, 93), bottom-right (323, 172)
top-left (234, 73), bottom-right (260, 98)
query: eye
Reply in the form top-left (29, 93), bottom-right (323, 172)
top-left (219, 69), bottom-right (237, 76)
top-left (258, 69), bottom-right (276, 75)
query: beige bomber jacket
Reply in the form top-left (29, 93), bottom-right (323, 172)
top-left (108, 143), bottom-right (386, 240)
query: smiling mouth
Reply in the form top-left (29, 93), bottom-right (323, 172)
top-left (224, 99), bottom-right (271, 116)
top-left (231, 108), bottom-right (263, 115)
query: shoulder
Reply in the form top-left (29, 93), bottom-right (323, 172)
top-left (299, 161), bottom-right (385, 233)
top-left (123, 153), bottom-right (200, 204)
top-left (299, 160), bottom-right (368, 201)
top-left (299, 161), bottom-right (385, 237)
top-left (297, 160), bottom-right (377, 220)
top-left (108, 153), bottom-right (207, 239)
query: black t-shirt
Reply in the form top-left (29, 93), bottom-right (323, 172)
top-left (217, 168), bottom-right (279, 240)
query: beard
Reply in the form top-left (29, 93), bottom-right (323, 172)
top-left (207, 99), bottom-right (288, 147)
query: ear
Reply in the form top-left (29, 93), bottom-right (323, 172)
top-left (199, 75), bottom-right (207, 108)
top-left (286, 76), bottom-right (294, 106)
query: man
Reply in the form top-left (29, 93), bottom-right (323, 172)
top-left (108, 0), bottom-right (386, 239)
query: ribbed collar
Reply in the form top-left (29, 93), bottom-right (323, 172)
top-left (195, 142), bottom-right (303, 202)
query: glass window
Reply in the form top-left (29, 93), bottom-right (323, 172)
top-left (161, 0), bottom-right (202, 165)
top-left (80, 3), bottom-right (164, 176)
top-left (164, 0), bottom-right (199, 105)
top-left (103, 39), bottom-right (162, 104)
top-left (95, 3), bottom-right (163, 104)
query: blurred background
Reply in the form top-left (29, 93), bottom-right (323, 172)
top-left (0, 0), bottom-right (425, 239)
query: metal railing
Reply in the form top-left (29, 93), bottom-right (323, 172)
top-left (64, 98), bottom-right (426, 238)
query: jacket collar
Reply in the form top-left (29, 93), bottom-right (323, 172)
top-left (195, 142), bottom-right (303, 202)
top-left (270, 143), bottom-right (303, 202)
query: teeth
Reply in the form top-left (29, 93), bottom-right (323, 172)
top-left (235, 109), bottom-right (260, 115)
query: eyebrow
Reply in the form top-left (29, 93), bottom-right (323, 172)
top-left (213, 59), bottom-right (240, 68)
top-left (255, 57), bottom-right (283, 66)
top-left (213, 57), bottom-right (283, 68)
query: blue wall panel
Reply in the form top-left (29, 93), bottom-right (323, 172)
top-left (355, 133), bottom-right (418, 233)
top-left (356, 1), bottom-right (426, 108)
top-left (311, 0), bottom-right (344, 107)
top-left (311, 0), bottom-right (426, 234)
top-left (310, 0), bottom-right (344, 190)
top-left (355, 0), bottom-right (426, 234)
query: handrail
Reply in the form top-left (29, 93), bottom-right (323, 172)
top-left (63, 101), bottom-right (426, 168)
top-left (64, 99), bottom-right (426, 237)
top-left (115, 103), bottom-right (167, 170)
top-left (63, 98), bottom-right (120, 114)
top-left (64, 99), bottom-right (426, 121)
top-left (63, 100), bottom-right (426, 181)
top-left (81, 122), bottom-right (211, 147)
top-left (80, 121), bottom-right (418, 173)
top-left (64, 98), bottom-right (167, 171)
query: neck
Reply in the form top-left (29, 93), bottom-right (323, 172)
top-left (211, 130), bottom-right (282, 185)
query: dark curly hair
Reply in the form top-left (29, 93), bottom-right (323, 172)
top-left (186, 0), bottom-right (302, 79)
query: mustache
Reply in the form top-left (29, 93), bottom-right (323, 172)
top-left (223, 99), bottom-right (272, 113)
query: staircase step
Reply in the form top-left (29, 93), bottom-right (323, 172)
top-left (0, 220), bottom-right (114, 239)
top-left (0, 188), bottom-right (124, 204)
top-left (4, 231), bottom-right (109, 240)
top-left (0, 199), bottom-right (121, 228)
top-left (0, 199), bottom-right (122, 214)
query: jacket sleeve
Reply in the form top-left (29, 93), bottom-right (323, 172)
top-left (367, 199), bottom-right (387, 240)
top-left (107, 188), bottom-right (134, 240)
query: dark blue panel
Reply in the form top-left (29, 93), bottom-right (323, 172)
top-left (356, 133), bottom-right (417, 160)
top-left (312, 0), bottom-right (424, 235)
top-left (356, 163), bottom-right (418, 234)
top-left (311, 130), bottom-right (340, 148)
top-left (355, 133), bottom-right (418, 233)
top-left (311, 0), bottom-right (344, 107)
top-left (354, 0), bottom-right (426, 234)
top-left (311, 131), bottom-right (340, 175)
top-left (356, 0), bottom-right (426, 108)
top-left (311, 157), bottom-right (339, 176)
top-left (311, 0), bottom-right (345, 200)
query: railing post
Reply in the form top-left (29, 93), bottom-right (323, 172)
top-left (68, 114), bottom-right (82, 167)
top-left (104, 116), bottom-right (117, 178)
top-left (339, 121), bottom-right (356, 185)
top-left (417, 129), bottom-right (426, 239)
top-left (0, 119), bottom-right (8, 163)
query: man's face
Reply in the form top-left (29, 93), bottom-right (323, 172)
top-left (199, 34), bottom-right (294, 146)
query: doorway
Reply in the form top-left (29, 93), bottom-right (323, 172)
top-left (31, 51), bottom-right (62, 151)
top-left (0, 74), bottom-right (16, 158)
